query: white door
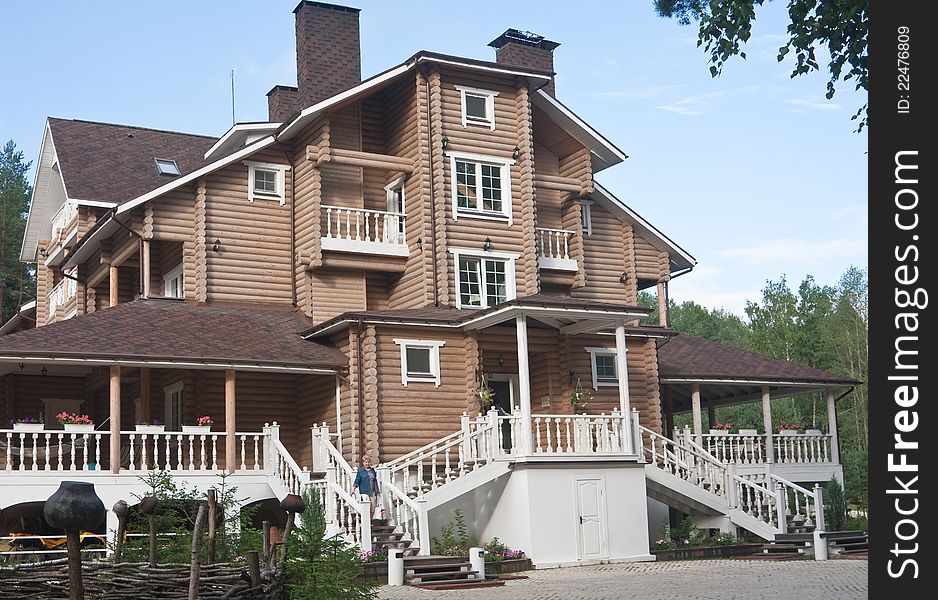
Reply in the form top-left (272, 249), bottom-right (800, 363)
top-left (575, 477), bottom-right (608, 561)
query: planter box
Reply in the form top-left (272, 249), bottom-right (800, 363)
top-left (805, 429), bottom-right (823, 436)
top-left (135, 425), bottom-right (166, 434)
top-left (652, 543), bottom-right (763, 561)
top-left (13, 423), bottom-right (45, 432)
top-left (64, 423), bottom-right (95, 433)
top-left (182, 425), bottom-right (212, 434)
top-left (779, 430), bottom-right (798, 436)
top-left (738, 429), bottom-right (758, 436)
top-left (709, 430), bottom-right (730, 435)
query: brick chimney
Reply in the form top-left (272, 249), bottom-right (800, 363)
top-left (267, 2), bottom-right (362, 122)
top-left (488, 29), bottom-right (560, 96)
top-left (294, 1), bottom-right (361, 108)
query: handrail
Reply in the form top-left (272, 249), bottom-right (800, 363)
top-left (769, 474), bottom-right (814, 497)
top-left (384, 428), bottom-right (466, 469)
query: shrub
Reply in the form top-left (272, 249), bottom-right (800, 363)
top-left (712, 532), bottom-right (737, 546)
top-left (845, 516), bottom-right (868, 532)
top-left (482, 537), bottom-right (524, 561)
top-left (430, 510), bottom-right (476, 557)
top-left (824, 477), bottom-right (847, 531)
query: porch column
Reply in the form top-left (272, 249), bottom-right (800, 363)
top-left (614, 322), bottom-right (632, 448)
top-left (826, 388), bottom-right (840, 464)
top-left (691, 383), bottom-right (702, 446)
top-left (109, 366), bottom-right (121, 474)
top-left (139, 367), bottom-right (151, 424)
top-left (663, 385), bottom-right (674, 438)
top-left (515, 315), bottom-right (534, 454)
top-left (762, 386), bottom-right (774, 463)
top-left (707, 404), bottom-right (716, 430)
top-left (109, 266), bottom-right (119, 307)
top-left (226, 369), bottom-right (236, 473)
top-left (141, 239), bottom-right (151, 298)
top-left (656, 281), bottom-right (668, 327)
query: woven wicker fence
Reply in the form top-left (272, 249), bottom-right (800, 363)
top-left (0, 558), bottom-right (283, 599)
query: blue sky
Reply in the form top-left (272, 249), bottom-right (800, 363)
top-left (0, 1), bottom-right (867, 316)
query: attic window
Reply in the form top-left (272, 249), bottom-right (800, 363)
top-left (244, 161), bottom-right (290, 205)
top-left (155, 158), bottom-right (181, 176)
top-left (456, 85), bottom-right (498, 130)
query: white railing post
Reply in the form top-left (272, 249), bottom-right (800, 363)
top-left (813, 483), bottom-right (828, 560)
top-left (776, 485), bottom-right (789, 534)
top-left (631, 408), bottom-right (642, 457)
top-left (360, 496), bottom-right (373, 550)
top-left (325, 466), bottom-right (338, 525)
top-left (262, 423), bottom-right (272, 473)
top-left (376, 465), bottom-right (390, 520)
top-left (727, 463), bottom-right (738, 508)
top-left (312, 423), bottom-right (330, 473)
top-left (460, 411), bottom-right (471, 461)
top-left (416, 497), bottom-right (430, 555)
top-left (487, 408), bottom-right (500, 459)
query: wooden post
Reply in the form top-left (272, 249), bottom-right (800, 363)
top-left (112, 500), bottom-right (128, 563)
top-left (280, 512), bottom-right (295, 563)
top-left (139, 367), bottom-right (150, 424)
top-left (207, 489), bottom-right (217, 565)
top-left (66, 530), bottom-right (83, 600)
top-left (142, 239), bottom-right (151, 298)
top-left (656, 281), bottom-right (668, 327)
top-left (109, 265), bottom-right (119, 307)
top-left (762, 386), bottom-right (774, 463)
top-left (188, 504), bottom-right (208, 600)
top-left (148, 514), bottom-right (157, 567)
top-left (247, 551), bottom-right (261, 588)
top-left (262, 520), bottom-right (272, 565)
top-left (515, 315), bottom-right (534, 455)
top-left (691, 383), bottom-right (702, 446)
top-left (225, 369), bottom-right (236, 473)
top-left (109, 366), bottom-right (121, 474)
top-left (614, 322), bottom-right (632, 450)
top-left (826, 388), bottom-right (840, 464)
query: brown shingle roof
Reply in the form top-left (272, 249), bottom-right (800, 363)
top-left (48, 118), bottom-right (217, 205)
top-left (0, 299), bottom-right (346, 371)
top-left (657, 334), bottom-right (858, 385)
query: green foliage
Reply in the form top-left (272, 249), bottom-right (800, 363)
top-left (845, 515), bottom-right (868, 532)
top-left (654, 0), bottom-right (868, 131)
top-left (119, 470), bottom-right (259, 564)
top-left (824, 477), bottom-right (847, 531)
top-left (285, 486), bottom-right (376, 600)
top-left (712, 532), bottom-right (738, 546)
top-left (0, 140), bottom-right (35, 323)
top-left (482, 537), bottom-right (524, 561)
top-left (653, 518), bottom-right (737, 550)
top-left (430, 509), bottom-right (476, 557)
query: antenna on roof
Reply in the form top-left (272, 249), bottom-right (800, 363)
top-left (230, 69), bottom-right (236, 126)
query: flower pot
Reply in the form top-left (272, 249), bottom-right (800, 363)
top-left (13, 422), bottom-right (45, 432)
top-left (738, 429), bottom-right (758, 436)
top-left (805, 428), bottom-right (822, 436)
top-left (779, 429), bottom-right (798, 436)
top-left (709, 429), bottom-right (728, 435)
top-left (182, 425), bottom-right (212, 434)
top-left (135, 425), bottom-right (165, 434)
top-left (64, 423), bottom-right (95, 433)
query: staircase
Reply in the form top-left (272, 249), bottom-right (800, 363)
top-left (370, 518), bottom-right (420, 556)
top-left (639, 425), bottom-right (827, 542)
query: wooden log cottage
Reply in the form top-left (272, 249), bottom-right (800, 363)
top-left (0, 2), bottom-right (857, 567)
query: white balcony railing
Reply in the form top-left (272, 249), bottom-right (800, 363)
top-left (702, 432), bottom-right (834, 465)
top-left (320, 205), bottom-right (408, 256)
top-left (50, 201), bottom-right (77, 242)
top-left (536, 227), bottom-right (578, 271)
top-left (47, 277), bottom-right (77, 319)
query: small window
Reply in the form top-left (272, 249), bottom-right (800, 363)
top-left (581, 200), bottom-right (593, 236)
top-left (450, 250), bottom-right (517, 309)
top-left (385, 177), bottom-right (406, 244)
top-left (164, 382), bottom-right (184, 431)
top-left (155, 158), bottom-right (181, 176)
top-left (456, 86), bottom-right (498, 130)
top-left (586, 348), bottom-right (622, 389)
top-left (245, 161), bottom-right (290, 205)
top-left (394, 339), bottom-right (445, 387)
top-left (164, 263), bottom-right (184, 298)
top-left (450, 154), bottom-right (511, 221)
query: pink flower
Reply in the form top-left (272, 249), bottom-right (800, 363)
top-left (197, 416), bottom-right (213, 426)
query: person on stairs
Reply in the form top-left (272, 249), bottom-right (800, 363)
top-left (353, 455), bottom-right (380, 519)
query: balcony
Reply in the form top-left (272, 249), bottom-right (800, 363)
top-left (700, 430), bottom-right (840, 481)
top-left (47, 277), bottom-right (77, 321)
top-left (44, 202), bottom-right (79, 267)
top-left (320, 206), bottom-right (408, 257)
top-left (536, 227), bottom-right (578, 271)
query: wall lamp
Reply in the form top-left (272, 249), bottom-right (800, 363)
top-left (415, 237), bottom-right (423, 251)
top-left (619, 272), bottom-right (630, 284)
top-left (41, 366), bottom-right (48, 376)
top-left (496, 353), bottom-right (504, 366)
top-left (441, 136), bottom-right (449, 151)
top-left (482, 237), bottom-right (493, 252)
top-left (512, 146), bottom-right (521, 161)
top-left (212, 239), bottom-right (222, 253)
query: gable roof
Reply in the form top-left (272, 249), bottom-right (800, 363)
top-left (47, 118), bottom-right (217, 205)
top-left (0, 299), bottom-right (346, 374)
top-left (657, 333), bottom-right (858, 386)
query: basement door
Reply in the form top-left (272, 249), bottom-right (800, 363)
top-left (574, 477), bottom-right (608, 561)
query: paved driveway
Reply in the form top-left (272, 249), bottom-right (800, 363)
top-left (378, 559), bottom-right (868, 600)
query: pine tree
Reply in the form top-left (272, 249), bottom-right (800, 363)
top-left (0, 140), bottom-right (34, 323)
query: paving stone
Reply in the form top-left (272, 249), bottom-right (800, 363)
top-left (377, 558), bottom-right (868, 600)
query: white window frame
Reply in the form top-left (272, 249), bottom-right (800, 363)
top-left (580, 199), bottom-right (593, 236)
top-left (163, 263), bottom-right (184, 298)
top-left (164, 381), bottom-right (184, 431)
top-left (455, 85), bottom-right (498, 130)
top-left (244, 160), bottom-right (290, 205)
top-left (385, 176), bottom-right (406, 244)
top-left (448, 248), bottom-right (518, 309)
top-left (155, 158), bottom-right (181, 176)
top-left (394, 339), bottom-right (445, 387)
top-left (448, 151), bottom-right (513, 224)
top-left (585, 347), bottom-right (622, 390)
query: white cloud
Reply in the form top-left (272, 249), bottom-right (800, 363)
top-left (717, 238), bottom-right (866, 265)
top-left (785, 97), bottom-right (842, 111)
top-left (668, 266), bottom-right (758, 317)
top-left (591, 84), bottom-right (685, 101)
top-left (656, 91), bottom-right (725, 116)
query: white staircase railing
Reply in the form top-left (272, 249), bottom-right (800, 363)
top-left (640, 425), bottom-right (728, 500)
top-left (309, 424), bottom-right (371, 549)
top-left (703, 433), bottom-right (765, 464)
top-left (732, 474), bottom-right (783, 531)
top-left (773, 433), bottom-right (833, 464)
top-left (267, 423), bottom-right (310, 496)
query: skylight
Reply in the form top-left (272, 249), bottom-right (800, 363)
top-left (155, 158), bottom-right (181, 176)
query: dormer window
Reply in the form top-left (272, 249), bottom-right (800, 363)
top-left (155, 158), bottom-right (181, 176)
top-left (456, 86), bottom-right (498, 130)
top-left (245, 161), bottom-right (290, 205)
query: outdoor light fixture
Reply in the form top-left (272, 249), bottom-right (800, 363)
top-left (569, 370), bottom-right (576, 385)
top-left (441, 136), bottom-right (449, 150)
top-left (512, 146), bottom-right (521, 160)
top-left (41, 366), bottom-right (48, 376)
top-left (212, 239), bottom-right (221, 253)
top-left (482, 237), bottom-right (493, 252)
top-left (497, 353), bottom-right (504, 366)
top-left (18, 363), bottom-right (25, 370)
top-left (619, 272), bottom-right (630, 284)
top-left (415, 237), bottom-right (423, 251)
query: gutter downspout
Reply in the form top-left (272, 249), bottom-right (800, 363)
top-left (424, 69), bottom-right (440, 307)
top-left (274, 138), bottom-right (298, 306)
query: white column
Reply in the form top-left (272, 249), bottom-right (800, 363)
top-left (614, 322), bottom-right (632, 450)
top-left (142, 239), bottom-right (151, 298)
top-left (826, 388), bottom-right (840, 464)
top-left (515, 314), bottom-right (534, 455)
top-left (762, 386), bottom-right (774, 463)
top-left (109, 366), bottom-right (121, 474)
top-left (691, 383), bottom-right (702, 446)
top-left (225, 369), bottom-right (236, 473)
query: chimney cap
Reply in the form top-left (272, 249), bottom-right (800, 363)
top-left (293, 1), bottom-right (361, 15)
top-left (488, 28), bottom-right (560, 52)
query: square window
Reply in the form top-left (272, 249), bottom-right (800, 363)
top-left (405, 347), bottom-right (432, 377)
top-left (465, 94), bottom-right (488, 121)
top-left (587, 348), bottom-right (621, 389)
top-left (245, 162), bottom-right (289, 205)
top-left (457, 86), bottom-right (497, 130)
top-left (395, 339), bottom-right (445, 387)
top-left (456, 255), bottom-right (513, 309)
top-left (254, 169), bottom-right (278, 195)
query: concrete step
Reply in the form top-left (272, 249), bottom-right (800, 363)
top-left (411, 579), bottom-right (506, 590)
top-left (407, 561), bottom-right (472, 573)
top-left (407, 569), bottom-right (478, 582)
